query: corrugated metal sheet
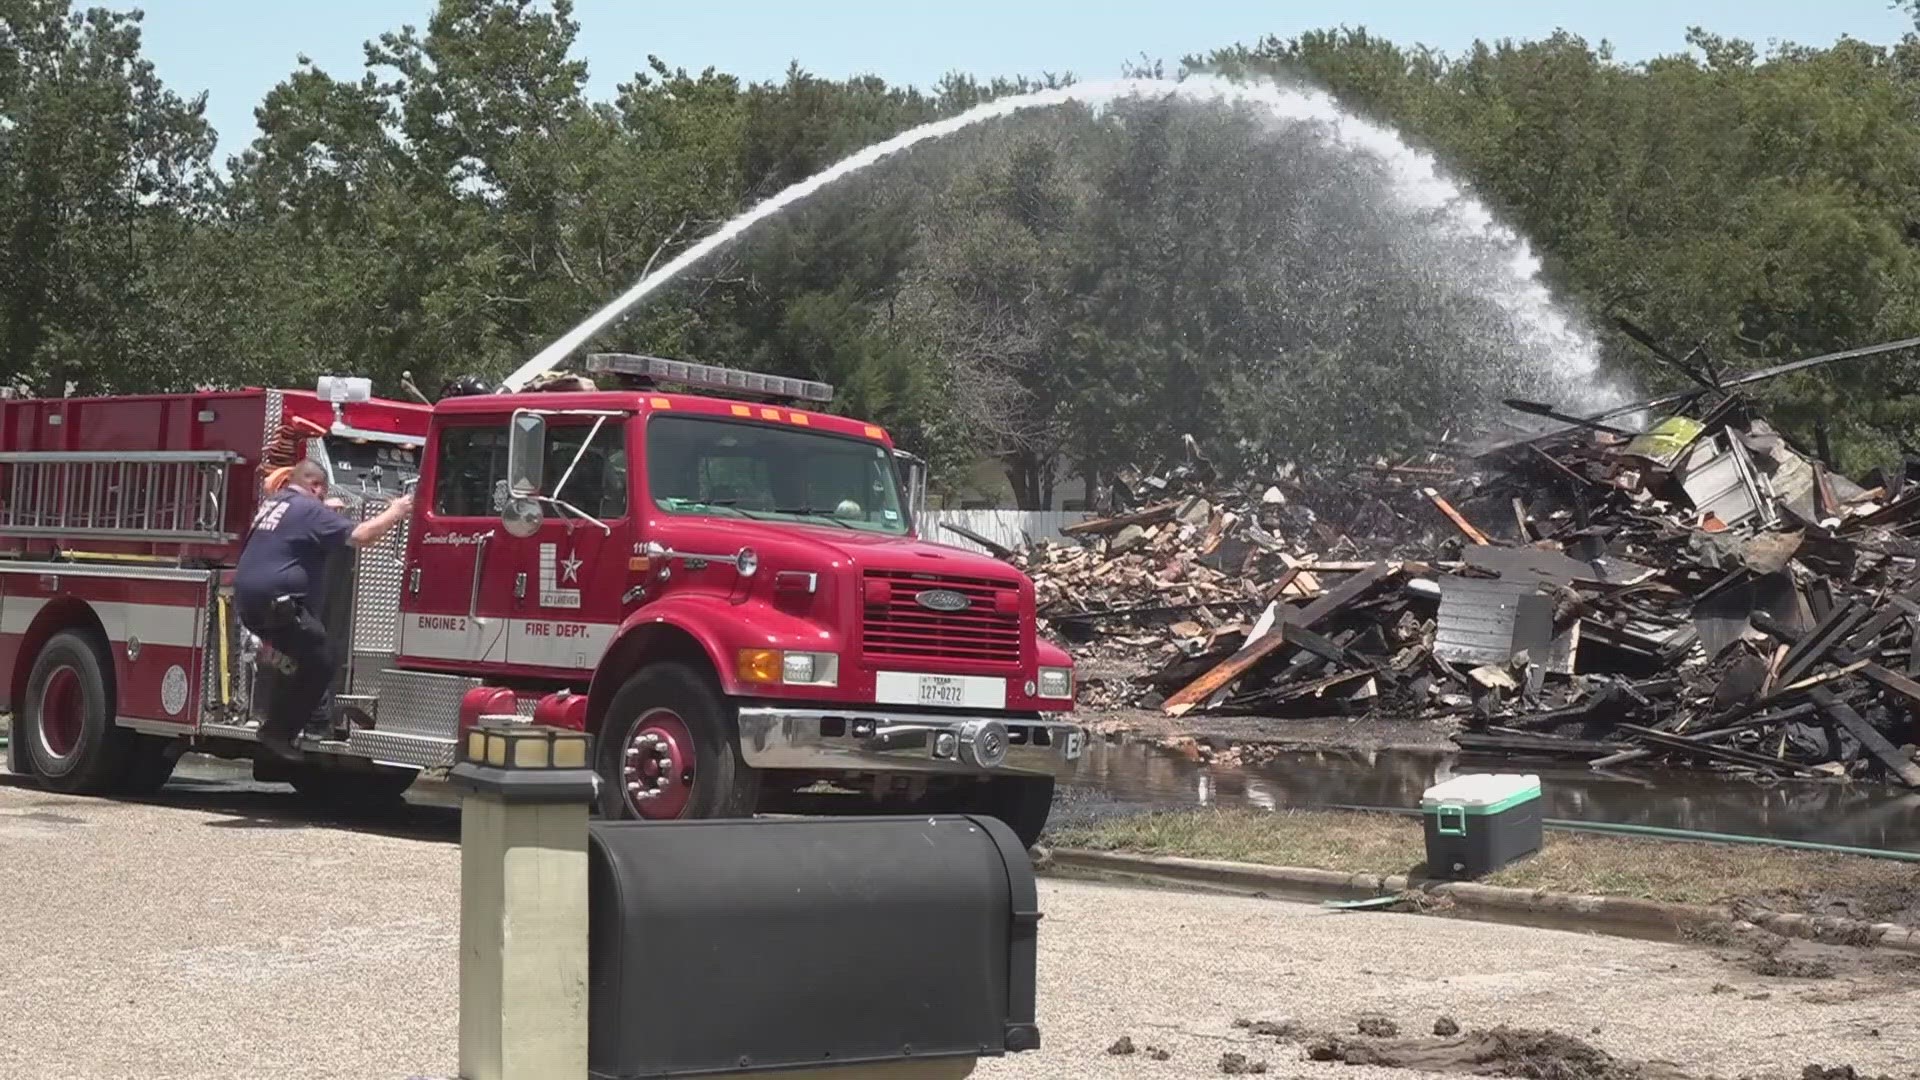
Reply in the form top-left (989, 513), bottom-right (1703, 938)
top-left (1434, 575), bottom-right (1557, 669)
top-left (919, 509), bottom-right (1087, 555)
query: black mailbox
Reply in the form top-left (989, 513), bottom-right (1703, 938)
top-left (587, 814), bottom-right (1041, 1079)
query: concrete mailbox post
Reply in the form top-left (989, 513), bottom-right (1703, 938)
top-left (450, 718), bottom-right (598, 1080)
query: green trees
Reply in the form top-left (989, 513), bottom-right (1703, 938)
top-left (0, 0), bottom-right (214, 395)
top-left (5, 1), bottom-right (1920, 496)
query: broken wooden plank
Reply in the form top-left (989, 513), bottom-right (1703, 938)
top-left (1261, 565), bottom-right (1304, 603)
top-left (1421, 487), bottom-right (1492, 545)
top-left (1452, 730), bottom-right (1630, 757)
top-left (1198, 510), bottom-right (1230, 556)
top-left (1809, 687), bottom-right (1920, 788)
top-left (1760, 642), bottom-right (1788, 697)
top-left (1162, 562), bottom-right (1392, 716)
top-left (1587, 747), bottom-right (1653, 769)
top-left (1046, 600), bottom-right (1249, 623)
top-left (936, 521), bottom-right (1015, 560)
top-left (1059, 499), bottom-right (1181, 536)
top-left (1773, 659), bottom-right (1870, 695)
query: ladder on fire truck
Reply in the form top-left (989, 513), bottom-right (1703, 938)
top-left (0, 450), bottom-right (241, 543)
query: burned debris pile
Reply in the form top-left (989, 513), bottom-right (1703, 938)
top-left (1016, 394), bottom-right (1920, 786)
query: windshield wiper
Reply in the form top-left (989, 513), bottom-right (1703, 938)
top-left (772, 506), bottom-right (856, 529)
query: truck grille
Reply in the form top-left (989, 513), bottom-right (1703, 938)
top-left (861, 571), bottom-right (1022, 665)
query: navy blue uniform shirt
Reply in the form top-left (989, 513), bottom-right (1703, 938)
top-left (234, 489), bottom-right (353, 613)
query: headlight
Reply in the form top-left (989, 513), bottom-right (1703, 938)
top-left (737, 649), bottom-right (838, 688)
top-left (1037, 667), bottom-right (1073, 700)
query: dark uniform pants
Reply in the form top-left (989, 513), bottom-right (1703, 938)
top-left (242, 595), bottom-right (336, 741)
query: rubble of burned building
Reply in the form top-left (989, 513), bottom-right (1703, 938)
top-left (1003, 378), bottom-right (1920, 788)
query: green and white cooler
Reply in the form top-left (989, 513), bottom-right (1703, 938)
top-left (1420, 773), bottom-right (1542, 879)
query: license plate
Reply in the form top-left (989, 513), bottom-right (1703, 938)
top-left (874, 672), bottom-right (1006, 710)
top-left (1065, 730), bottom-right (1083, 760)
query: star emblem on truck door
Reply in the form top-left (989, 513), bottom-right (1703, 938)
top-left (561, 553), bottom-right (582, 583)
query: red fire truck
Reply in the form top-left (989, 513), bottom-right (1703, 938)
top-left (0, 355), bottom-right (1082, 844)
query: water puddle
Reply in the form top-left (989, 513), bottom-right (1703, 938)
top-left (1060, 739), bottom-right (1920, 853)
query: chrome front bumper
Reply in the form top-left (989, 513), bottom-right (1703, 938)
top-left (735, 707), bottom-right (1085, 777)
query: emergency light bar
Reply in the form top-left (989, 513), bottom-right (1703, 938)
top-left (316, 375), bottom-right (372, 404)
top-left (586, 353), bottom-right (834, 404)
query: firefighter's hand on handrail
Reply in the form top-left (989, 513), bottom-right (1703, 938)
top-left (348, 492), bottom-right (414, 548)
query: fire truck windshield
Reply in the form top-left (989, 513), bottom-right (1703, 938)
top-left (647, 415), bottom-right (909, 535)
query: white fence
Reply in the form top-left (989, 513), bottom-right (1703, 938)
top-left (919, 509), bottom-right (1089, 555)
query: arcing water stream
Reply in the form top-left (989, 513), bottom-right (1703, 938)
top-left (499, 74), bottom-right (1615, 411)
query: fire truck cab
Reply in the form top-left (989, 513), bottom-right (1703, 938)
top-left (1, 356), bottom-right (1082, 844)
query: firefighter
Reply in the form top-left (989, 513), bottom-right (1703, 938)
top-left (236, 459), bottom-right (414, 758)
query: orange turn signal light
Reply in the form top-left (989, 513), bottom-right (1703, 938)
top-left (736, 648), bottom-right (783, 685)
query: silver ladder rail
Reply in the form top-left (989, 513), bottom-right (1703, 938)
top-left (0, 450), bottom-right (242, 542)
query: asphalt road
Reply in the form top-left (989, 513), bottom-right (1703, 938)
top-left (1, 761), bottom-right (1915, 1080)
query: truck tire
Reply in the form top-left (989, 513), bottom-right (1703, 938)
top-left (595, 662), bottom-right (759, 822)
top-left (22, 630), bottom-right (132, 794)
top-left (118, 735), bottom-right (180, 797)
top-left (958, 775), bottom-right (1056, 850)
top-left (287, 764), bottom-right (418, 807)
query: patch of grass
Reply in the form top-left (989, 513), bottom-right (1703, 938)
top-left (1050, 809), bottom-right (1920, 917)
top-left (1054, 809), bottom-right (1427, 876)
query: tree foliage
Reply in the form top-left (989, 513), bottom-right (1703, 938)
top-left (0, 0), bottom-right (214, 395)
top-left (7, 1), bottom-right (1920, 502)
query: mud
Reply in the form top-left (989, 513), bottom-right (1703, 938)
top-left (1681, 921), bottom-right (1919, 985)
top-left (1218, 1051), bottom-right (1268, 1074)
top-left (1357, 1014), bottom-right (1402, 1038)
top-left (1789, 880), bottom-right (1920, 928)
top-left (1302, 1025), bottom-right (1688, 1080)
top-left (1233, 1018), bottom-right (1305, 1041)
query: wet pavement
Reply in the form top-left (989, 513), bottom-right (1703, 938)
top-left (1056, 738), bottom-right (1920, 853)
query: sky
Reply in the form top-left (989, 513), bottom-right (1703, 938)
top-left (131, 0), bottom-right (1916, 162)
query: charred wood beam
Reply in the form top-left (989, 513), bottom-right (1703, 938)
top-left (1613, 723), bottom-right (1826, 777)
top-left (1809, 687), bottom-right (1920, 788)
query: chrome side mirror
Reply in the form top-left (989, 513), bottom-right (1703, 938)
top-left (507, 411), bottom-right (547, 496)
